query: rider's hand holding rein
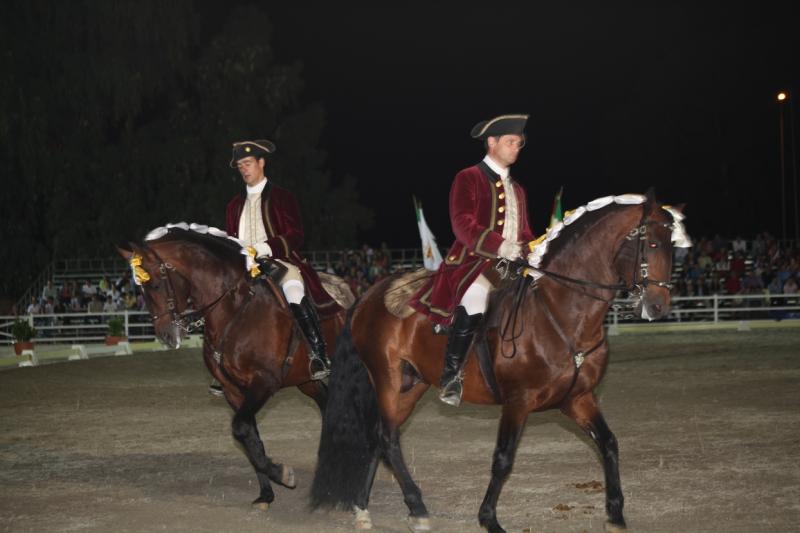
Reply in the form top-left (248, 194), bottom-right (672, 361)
top-left (498, 240), bottom-right (523, 261)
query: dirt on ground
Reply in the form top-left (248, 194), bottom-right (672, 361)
top-left (1, 328), bottom-right (799, 532)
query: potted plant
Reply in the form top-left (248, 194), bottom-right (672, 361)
top-left (11, 319), bottom-right (37, 356)
top-left (105, 316), bottom-right (127, 345)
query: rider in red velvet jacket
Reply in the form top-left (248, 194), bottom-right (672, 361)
top-left (410, 115), bottom-right (535, 407)
top-left (225, 140), bottom-right (339, 381)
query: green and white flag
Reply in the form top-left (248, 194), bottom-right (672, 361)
top-left (414, 196), bottom-right (443, 271)
top-left (549, 186), bottom-right (563, 228)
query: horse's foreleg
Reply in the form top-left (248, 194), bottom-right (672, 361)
top-left (478, 404), bottom-right (528, 533)
top-left (231, 376), bottom-right (294, 510)
top-left (380, 423), bottom-right (430, 530)
top-left (562, 393), bottom-right (626, 531)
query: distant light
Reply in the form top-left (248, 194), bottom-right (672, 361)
top-left (777, 92), bottom-right (787, 102)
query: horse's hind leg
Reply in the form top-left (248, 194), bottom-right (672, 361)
top-left (562, 393), bottom-right (626, 531)
top-left (379, 423), bottom-right (430, 531)
top-left (478, 404), bottom-right (528, 533)
top-left (231, 375), bottom-right (295, 510)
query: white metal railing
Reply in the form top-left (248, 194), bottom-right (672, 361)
top-left (0, 311), bottom-right (154, 344)
top-left (606, 293), bottom-right (800, 326)
top-left (2, 294), bottom-right (799, 346)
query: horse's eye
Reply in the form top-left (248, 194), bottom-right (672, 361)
top-left (649, 242), bottom-right (659, 249)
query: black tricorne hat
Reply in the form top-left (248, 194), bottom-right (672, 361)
top-left (229, 139), bottom-right (276, 168)
top-left (470, 114), bottom-right (529, 140)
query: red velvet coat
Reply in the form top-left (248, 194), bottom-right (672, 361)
top-left (409, 162), bottom-right (535, 325)
top-left (225, 181), bottom-right (341, 317)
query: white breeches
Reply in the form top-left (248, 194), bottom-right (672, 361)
top-left (276, 260), bottom-right (305, 304)
top-left (458, 274), bottom-right (493, 316)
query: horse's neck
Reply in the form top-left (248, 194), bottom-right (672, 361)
top-left (171, 246), bottom-right (243, 309)
top-left (537, 206), bottom-right (641, 335)
top-left (545, 205), bottom-right (640, 288)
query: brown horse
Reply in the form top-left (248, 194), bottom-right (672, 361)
top-left (117, 224), bottom-right (351, 510)
top-left (311, 194), bottom-right (689, 532)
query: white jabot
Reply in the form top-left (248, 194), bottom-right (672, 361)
top-left (483, 155), bottom-right (509, 179)
top-left (482, 156), bottom-right (519, 242)
top-left (239, 178), bottom-right (269, 246)
top-left (246, 177), bottom-right (268, 195)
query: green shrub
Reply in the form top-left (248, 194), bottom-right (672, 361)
top-left (107, 316), bottom-right (125, 337)
top-left (11, 319), bottom-right (36, 342)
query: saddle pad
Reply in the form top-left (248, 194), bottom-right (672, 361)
top-left (318, 272), bottom-right (356, 310)
top-left (384, 269), bottom-right (432, 319)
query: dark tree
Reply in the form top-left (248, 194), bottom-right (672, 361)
top-left (0, 1), bottom-right (372, 301)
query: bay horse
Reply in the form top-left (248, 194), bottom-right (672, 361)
top-left (311, 193), bottom-right (690, 532)
top-left (117, 223), bottom-right (351, 510)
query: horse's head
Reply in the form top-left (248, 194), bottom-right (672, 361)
top-left (613, 195), bottom-right (691, 320)
top-left (117, 241), bottom-right (192, 349)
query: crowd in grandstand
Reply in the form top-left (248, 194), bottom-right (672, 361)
top-left (24, 270), bottom-right (143, 315)
top-left (14, 234), bottom-right (800, 319)
top-left (672, 232), bottom-right (799, 299)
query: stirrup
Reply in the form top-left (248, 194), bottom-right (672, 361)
top-left (438, 373), bottom-right (463, 407)
top-left (309, 356), bottom-right (330, 381)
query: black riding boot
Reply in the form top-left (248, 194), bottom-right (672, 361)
top-left (289, 297), bottom-right (331, 380)
top-left (439, 306), bottom-right (483, 407)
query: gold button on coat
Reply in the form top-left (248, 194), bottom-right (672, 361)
top-left (497, 219), bottom-right (505, 226)
top-left (495, 180), bottom-right (502, 188)
top-left (498, 206), bottom-right (505, 213)
top-left (499, 193), bottom-right (505, 199)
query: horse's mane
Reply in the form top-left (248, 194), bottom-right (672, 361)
top-left (143, 222), bottom-right (246, 267)
top-left (528, 195), bottom-right (645, 271)
top-left (529, 194), bottom-right (690, 274)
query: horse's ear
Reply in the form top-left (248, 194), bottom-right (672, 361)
top-left (116, 242), bottom-right (134, 260)
top-left (671, 203), bottom-right (686, 214)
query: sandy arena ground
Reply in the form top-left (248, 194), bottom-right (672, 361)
top-left (1, 328), bottom-right (799, 532)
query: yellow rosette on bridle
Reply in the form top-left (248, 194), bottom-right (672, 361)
top-left (129, 254), bottom-right (151, 285)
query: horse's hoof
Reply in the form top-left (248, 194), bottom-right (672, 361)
top-left (280, 464), bottom-right (296, 488)
top-left (281, 464), bottom-right (296, 488)
top-left (354, 506), bottom-right (372, 529)
top-left (252, 499), bottom-right (270, 512)
top-left (407, 515), bottom-right (431, 532)
top-left (605, 521), bottom-right (627, 532)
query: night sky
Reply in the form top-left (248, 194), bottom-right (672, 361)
top-left (262, 3), bottom-right (799, 248)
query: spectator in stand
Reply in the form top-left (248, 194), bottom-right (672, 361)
top-left (724, 270), bottom-right (742, 295)
top-left (26, 296), bottom-right (41, 315)
top-left (697, 249), bottom-right (713, 273)
top-left (730, 252), bottom-right (746, 277)
top-left (741, 270), bottom-right (764, 294)
top-left (81, 280), bottom-right (97, 306)
top-left (767, 273), bottom-right (783, 296)
top-left (123, 289), bottom-right (138, 310)
top-left (731, 235), bottom-right (747, 254)
top-left (87, 294), bottom-right (103, 314)
top-left (752, 232), bottom-right (767, 258)
top-left (43, 296), bottom-right (55, 314)
top-left (59, 281), bottom-right (73, 306)
top-left (784, 275), bottom-right (798, 295)
top-left (115, 270), bottom-right (133, 294)
top-left (102, 295), bottom-right (117, 313)
top-left (69, 290), bottom-right (83, 311)
top-left (42, 280), bottom-right (57, 302)
top-left (98, 275), bottom-right (111, 295)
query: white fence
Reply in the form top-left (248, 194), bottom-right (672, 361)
top-left (2, 294), bottom-right (799, 346)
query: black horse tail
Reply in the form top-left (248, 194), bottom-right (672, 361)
top-left (310, 312), bottom-right (380, 510)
